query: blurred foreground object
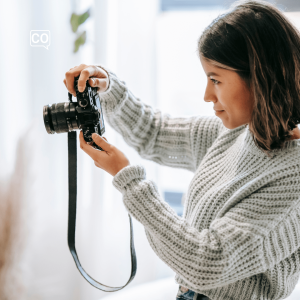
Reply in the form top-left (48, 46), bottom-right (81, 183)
top-left (0, 123), bottom-right (39, 300)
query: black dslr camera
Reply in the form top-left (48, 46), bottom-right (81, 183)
top-left (41, 75), bottom-right (137, 291)
top-left (43, 75), bottom-right (105, 148)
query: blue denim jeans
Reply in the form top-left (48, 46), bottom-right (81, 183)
top-left (176, 285), bottom-right (210, 300)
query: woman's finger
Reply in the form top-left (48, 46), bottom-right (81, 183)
top-left (64, 64), bottom-right (108, 96)
top-left (65, 64), bottom-right (88, 96)
top-left (95, 161), bottom-right (102, 169)
top-left (79, 131), bottom-right (105, 161)
top-left (78, 66), bottom-right (105, 92)
top-left (88, 136), bottom-right (107, 149)
top-left (92, 133), bottom-right (111, 151)
top-left (88, 77), bottom-right (109, 93)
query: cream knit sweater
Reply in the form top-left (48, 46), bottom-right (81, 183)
top-left (98, 66), bottom-right (300, 300)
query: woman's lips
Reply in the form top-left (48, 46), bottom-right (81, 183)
top-left (214, 110), bottom-right (224, 115)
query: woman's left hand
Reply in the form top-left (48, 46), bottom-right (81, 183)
top-left (79, 131), bottom-right (130, 176)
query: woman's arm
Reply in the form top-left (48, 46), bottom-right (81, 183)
top-left (98, 66), bottom-right (224, 172)
top-left (112, 163), bottom-right (300, 290)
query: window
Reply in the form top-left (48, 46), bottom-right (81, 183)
top-left (164, 191), bottom-right (185, 216)
top-left (160, 0), bottom-right (300, 12)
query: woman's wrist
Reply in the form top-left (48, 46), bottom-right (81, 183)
top-left (112, 164), bottom-right (146, 194)
top-left (96, 65), bottom-right (111, 92)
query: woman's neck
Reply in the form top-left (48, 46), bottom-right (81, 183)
top-left (289, 126), bottom-right (300, 140)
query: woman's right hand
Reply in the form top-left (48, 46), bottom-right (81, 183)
top-left (63, 64), bottom-right (109, 97)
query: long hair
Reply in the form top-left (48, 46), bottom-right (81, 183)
top-left (198, 0), bottom-right (300, 156)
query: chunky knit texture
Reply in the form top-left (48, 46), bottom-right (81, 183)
top-left (97, 65), bottom-right (300, 300)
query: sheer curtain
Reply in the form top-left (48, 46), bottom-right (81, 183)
top-left (0, 0), bottom-right (171, 299)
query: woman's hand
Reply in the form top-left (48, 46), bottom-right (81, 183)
top-left (79, 131), bottom-right (130, 176)
top-left (63, 64), bottom-right (109, 97)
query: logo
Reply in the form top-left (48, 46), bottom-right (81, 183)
top-left (30, 30), bottom-right (51, 50)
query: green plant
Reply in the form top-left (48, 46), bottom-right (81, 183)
top-left (70, 8), bottom-right (90, 53)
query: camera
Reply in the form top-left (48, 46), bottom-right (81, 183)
top-left (43, 76), bottom-right (105, 147)
top-left (41, 75), bottom-right (137, 291)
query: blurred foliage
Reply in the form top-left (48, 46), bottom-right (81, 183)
top-left (70, 9), bottom-right (90, 33)
top-left (70, 8), bottom-right (90, 53)
top-left (73, 31), bottom-right (86, 53)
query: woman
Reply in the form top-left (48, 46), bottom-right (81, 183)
top-left (63, 0), bottom-right (300, 299)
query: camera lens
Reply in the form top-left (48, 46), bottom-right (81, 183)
top-left (43, 104), bottom-right (55, 134)
top-left (53, 103), bottom-right (69, 133)
top-left (43, 102), bottom-right (79, 134)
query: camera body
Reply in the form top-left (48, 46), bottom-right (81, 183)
top-left (43, 76), bottom-right (105, 143)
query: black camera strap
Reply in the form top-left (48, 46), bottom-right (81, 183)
top-left (67, 131), bottom-right (137, 291)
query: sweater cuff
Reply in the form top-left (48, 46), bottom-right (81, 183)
top-left (112, 164), bottom-right (146, 194)
top-left (96, 65), bottom-right (127, 113)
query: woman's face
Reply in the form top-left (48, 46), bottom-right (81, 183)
top-left (200, 55), bottom-right (254, 129)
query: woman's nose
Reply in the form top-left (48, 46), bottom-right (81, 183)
top-left (204, 85), bottom-right (217, 103)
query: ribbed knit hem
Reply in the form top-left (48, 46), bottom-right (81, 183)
top-left (112, 164), bottom-right (146, 194)
top-left (96, 66), bottom-right (128, 114)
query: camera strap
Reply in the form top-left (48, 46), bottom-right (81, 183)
top-left (67, 131), bottom-right (137, 291)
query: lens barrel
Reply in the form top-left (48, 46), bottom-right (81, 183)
top-left (43, 102), bottom-right (79, 134)
top-left (43, 105), bottom-right (55, 134)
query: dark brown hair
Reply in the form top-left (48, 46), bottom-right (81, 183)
top-left (198, 0), bottom-right (300, 156)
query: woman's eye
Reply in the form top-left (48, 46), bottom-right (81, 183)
top-left (210, 78), bottom-right (219, 85)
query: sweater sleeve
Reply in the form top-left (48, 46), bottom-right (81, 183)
top-left (97, 65), bottom-right (224, 172)
top-left (112, 163), bottom-right (300, 290)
